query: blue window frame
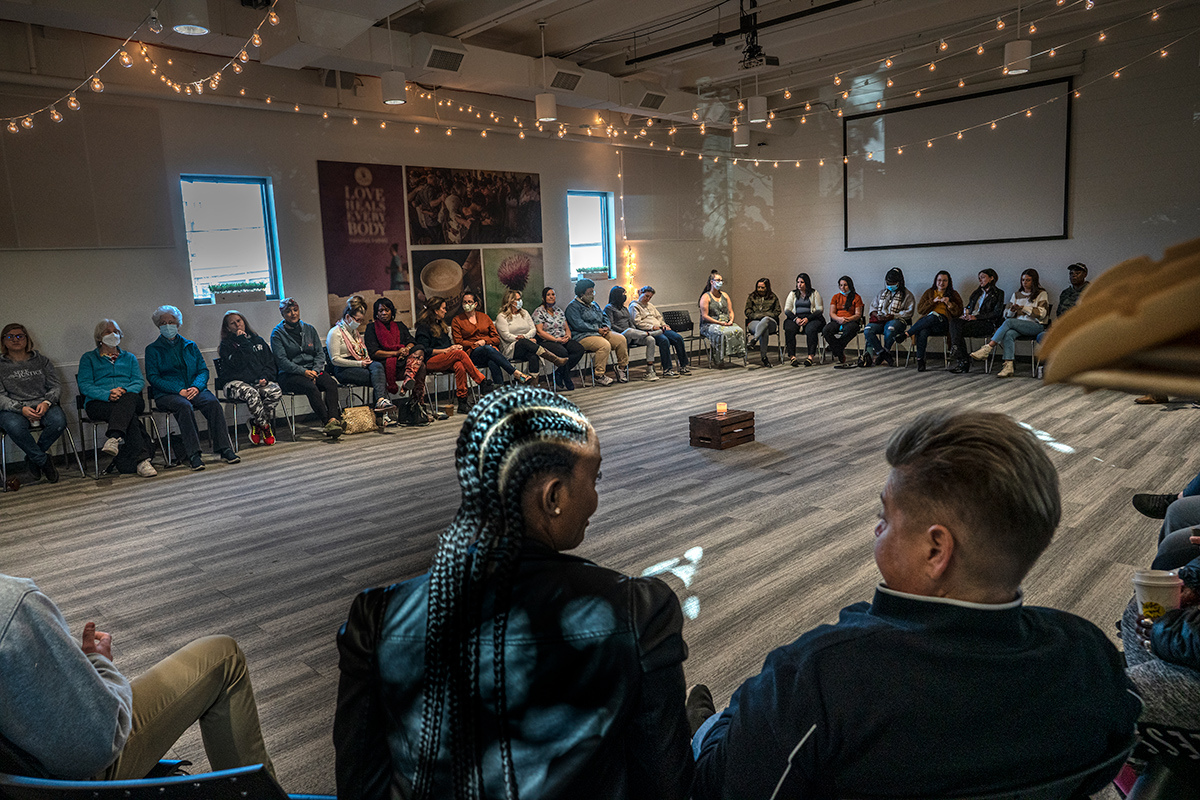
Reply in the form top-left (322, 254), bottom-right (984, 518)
top-left (567, 190), bottom-right (615, 279)
top-left (180, 175), bottom-right (284, 304)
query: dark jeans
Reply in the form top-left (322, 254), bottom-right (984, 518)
top-left (279, 372), bottom-right (340, 421)
top-left (334, 361), bottom-right (386, 404)
top-left (948, 317), bottom-right (998, 358)
top-left (513, 338), bottom-right (541, 372)
top-left (155, 390), bottom-right (232, 458)
top-left (747, 317), bottom-right (778, 360)
top-left (907, 313), bottom-right (949, 359)
top-left (822, 320), bottom-right (861, 360)
top-left (864, 319), bottom-right (908, 355)
top-left (784, 315), bottom-right (826, 357)
top-left (85, 393), bottom-right (151, 470)
top-left (0, 406), bottom-right (67, 467)
top-left (538, 337), bottom-right (586, 382)
top-left (469, 344), bottom-right (517, 383)
top-left (1152, 496), bottom-right (1200, 570)
top-left (650, 329), bottom-right (688, 370)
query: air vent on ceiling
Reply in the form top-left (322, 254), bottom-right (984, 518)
top-left (411, 33), bottom-right (468, 74)
top-left (639, 91), bottom-right (667, 110)
top-left (551, 71), bottom-right (582, 91)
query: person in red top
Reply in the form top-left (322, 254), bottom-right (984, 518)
top-left (824, 276), bottom-right (865, 366)
top-left (450, 290), bottom-right (534, 386)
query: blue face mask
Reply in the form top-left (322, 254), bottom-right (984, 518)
top-left (887, 284), bottom-right (898, 293)
top-left (159, 324), bottom-right (178, 340)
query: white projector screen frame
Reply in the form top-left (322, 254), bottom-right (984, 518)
top-left (843, 78), bottom-right (1071, 250)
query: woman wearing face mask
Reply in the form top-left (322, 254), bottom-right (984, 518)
top-left (970, 268), bottom-right (1050, 378)
top-left (145, 304), bottom-right (238, 471)
top-left (77, 320), bottom-right (157, 477)
top-left (327, 295), bottom-right (394, 412)
top-left (496, 288), bottom-right (567, 383)
top-left (533, 287), bottom-right (585, 390)
top-left (334, 388), bottom-right (692, 800)
top-left (901, 271), bottom-right (963, 372)
top-left (605, 286), bottom-right (659, 381)
top-left (0, 323), bottom-right (68, 484)
top-left (631, 285), bottom-right (690, 377)
top-left (417, 296), bottom-right (491, 414)
top-left (782, 273), bottom-right (825, 367)
top-left (824, 276), bottom-right (864, 367)
top-left (698, 271), bottom-right (746, 367)
top-left (216, 311), bottom-right (281, 445)
top-left (744, 278), bottom-right (782, 368)
top-left (947, 269), bottom-right (1004, 374)
top-left (452, 291), bottom-right (534, 387)
top-left (861, 267), bottom-right (915, 368)
top-left (271, 297), bottom-right (345, 438)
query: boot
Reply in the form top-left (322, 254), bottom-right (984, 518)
top-left (970, 343), bottom-right (993, 361)
top-left (996, 361), bottom-right (1015, 378)
top-left (537, 346), bottom-right (568, 368)
top-left (916, 358), bottom-right (927, 373)
top-left (950, 359), bottom-right (970, 374)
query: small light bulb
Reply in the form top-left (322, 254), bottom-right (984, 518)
top-left (842, 156), bottom-right (848, 164)
top-left (196, 83), bottom-right (204, 94)
top-left (784, 89), bottom-right (791, 99)
top-left (956, 131), bottom-right (963, 140)
top-left (876, 101), bottom-right (881, 109)
top-left (67, 93), bottom-right (80, 110)
top-left (958, 79), bottom-right (965, 88)
top-left (185, 85), bottom-right (193, 95)
top-left (990, 121), bottom-right (997, 129)
top-left (940, 39), bottom-right (948, 51)
top-left (1074, 90), bottom-right (1081, 98)
top-left (1098, 31), bottom-right (1106, 41)
top-left (518, 130), bottom-right (524, 139)
top-left (90, 76), bottom-right (104, 92)
top-left (264, 95), bottom-right (270, 103)
top-left (1086, 0), bottom-right (1094, 8)
top-left (927, 140), bottom-right (932, 147)
top-left (801, 115), bottom-right (806, 124)
top-left (996, 17), bottom-right (1005, 29)
top-left (805, 102), bottom-right (811, 111)
top-left (251, 32), bottom-right (262, 47)
top-left (446, 128), bottom-right (452, 135)
top-left (119, 50), bottom-right (132, 67)
top-left (977, 44), bottom-right (985, 55)
top-left (50, 106), bottom-right (62, 122)
top-left (1112, 70), bottom-right (1120, 78)
top-left (795, 161), bottom-right (800, 167)
top-left (239, 50), bottom-right (249, 62)
top-left (20, 116), bottom-right (33, 129)
top-left (1049, 48), bottom-right (1057, 57)
top-left (232, 62), bottom-right (243, 74)
top-left (647, 119), bottom-right (654, 126)
top-left (699, 122), bottom-right (705, 135)
top-left (884, 58), bottom-right (893, 68)
top-left (842, 90), bottom-right (849, 99)
top-left (6, 121), bottom-right (18, 133)
top-left (897, 147), bottom-right (903, 154)
top-left (837, 109), bottom-right (843, 117)
top-left (929, 62), bottom-right (936, 71)
top-left (698, 153), bottom-right (702, 160)
top-left (819, 158), bottom-right (824, 166)
top-left (914, 90), bottom-right (921, 98)
top-left (768, 110), bottom-right (775, 119)
top-left (293, 104), bottom-right (299, 111)
top-left (1160, 49), bottom-right (1168, 57)
top-left (269, 11), bottom-right (280, 25)
top-left (174, 84), bottom-right (183, 93)
top-left (209, 79), bottom-right (218, 89)
top-left (1029, 24), bottom-right (1037, 33)
top-left (167, 58), bottom-right (173, 65)
top-left (669, 126), bottom-right (676, 135)
top-left (380, 121), bottom-right (387, 129)
top-left (766, 120), bottom-right (772, 128)
top-left (737, 100), bottom-right (744, 111)
top-left (886, 78), bottom-right (893, 87)
top-left (1152, 9), bottom-right (1160, 20)
top-left (867, 151), bottom-right (873, 159)
top-left (834, 75), bottom-right (842, 85)
top-left (322, 110), bottom-right (328, 118)
top-left (351, 117), bottom-right (358, 124)
top-left (149, 12), bottom-right (163, 34)
top-left (773, 161), bottom-right (778, 167)
top-left (481, 129), bottom-right (487, 137)
top-left (692, 110), bottom-right (699, 120)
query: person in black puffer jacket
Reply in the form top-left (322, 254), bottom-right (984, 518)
top-left (216, 311), bottom-right (282, 446)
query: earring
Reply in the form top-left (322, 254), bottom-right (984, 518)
top-left (553, 508), bottom-right (561, 516)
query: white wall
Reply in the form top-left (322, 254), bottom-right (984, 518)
top-left (725, 7), bottom-right (1200, 309)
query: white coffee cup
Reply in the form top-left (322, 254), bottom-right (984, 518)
top-left (1132, 569), bottom-right (1183, 620)
top-left (421, 258), bottom-right (464, 305)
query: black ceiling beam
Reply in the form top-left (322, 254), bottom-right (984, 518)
top-left (625, 0), bottom-right (869, 66)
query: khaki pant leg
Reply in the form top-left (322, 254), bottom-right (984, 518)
top-left (608, 332), bottom-right (629, 367)
top-left (580, 336), bottom-right (611, 378)
top-left (102, 635), bottom-right (274, 780)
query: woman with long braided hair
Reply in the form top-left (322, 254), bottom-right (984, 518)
top-left (334, 386), bottom-right (693, 800)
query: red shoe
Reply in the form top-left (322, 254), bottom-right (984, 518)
top-left (263, 424), bottom-right (276, 446)
top-left (248, 422), bottom-right (263, 446)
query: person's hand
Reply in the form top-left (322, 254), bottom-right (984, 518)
top-left (1136, 617), bottom-right (1156, 652)
top-left (964, 313), bottom-right (975, 321)
top-left (451, 344), bottom-right (464, 351)
top-left (81, 621), bottom-right (113, 661)
top-left (181, 387), bottom-right (199, 400)
top-left (400, 345), bottom-right (412, 356)
top-left (108, 388), bottom-right (122, 402)
top-left (304, 369), bottom-right (319, 380)
top-left (257, 379), bottom-right (267, 387)
top-left (20, 406), bottom-right (38, 421)
top-left (599, 326), bottom-right (610, 336)
top-left (35, 401), bottom-right (50, 416)
top-left (798, 317), bottom-right (809, 326)
top-left (1181, 586), bottom-right (1200, 608)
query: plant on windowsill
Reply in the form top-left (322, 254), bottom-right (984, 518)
top-left (209, 281), bottom-right (268, 304)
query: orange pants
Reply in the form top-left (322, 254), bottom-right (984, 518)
top-left (426, 350), bottom-right (486, 398)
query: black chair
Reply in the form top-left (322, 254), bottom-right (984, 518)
top-left (75, 390), bottom-right (166, 479)
top-left (324, 347), bottom-right (370, 408)
top-left (0, 763), bottom-right (332, 800)
top-left (661, 310), bottom-right (700, 364)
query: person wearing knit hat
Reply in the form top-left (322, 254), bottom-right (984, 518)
top-left (564, 279), bottom-right (629, 385)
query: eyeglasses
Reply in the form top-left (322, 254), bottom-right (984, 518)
top-left (3, 333), bottom-right (26, 340)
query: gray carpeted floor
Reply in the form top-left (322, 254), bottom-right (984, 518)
top-left (3, 354), bottom-right (1195, 795)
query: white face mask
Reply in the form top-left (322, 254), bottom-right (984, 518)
top-left (712, 280), bottom-right (724, 291)
top-left (463, 303), bottom-right (477, 313)
top-left (514, 299), bottom-right (523, 311)
top-left (346, 318), bottom-right (360, 331)
top-left (101, 333), bottom-right (121, 347)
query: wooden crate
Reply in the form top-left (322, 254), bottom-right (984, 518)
top-left (689, 409), bottom-right (755, 450)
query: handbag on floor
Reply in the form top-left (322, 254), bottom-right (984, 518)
top-left (341, 405), bottom-right (378, 434)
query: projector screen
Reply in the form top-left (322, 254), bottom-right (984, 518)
top-left (843, 79), bottom-right (1071, 250)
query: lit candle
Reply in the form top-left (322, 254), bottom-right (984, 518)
top-left (716, 403), bottom-right (727, 414)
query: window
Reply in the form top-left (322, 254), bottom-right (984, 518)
top-left (567, 191), bottom-right (615, 279)
top-left (180, 175), bottom-right (283, 303)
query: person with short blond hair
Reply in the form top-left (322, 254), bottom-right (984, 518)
top-left (0, 323), bottom-right (67, 483)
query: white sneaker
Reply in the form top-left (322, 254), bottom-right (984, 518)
top-left (596, 375), bottom-right (615, 386)
top-left (376, 398), bottom-right (395, 410)
top-left (102, 437), bottom-right (123, 456)
top-left (136, 459), bottom-right (158, 477)
top-left (642, 367), bottom-right (659, 382)
top-left (662, 369), bottom-right (680, 378)
top-left (616, 368), bottom-right (629, 383)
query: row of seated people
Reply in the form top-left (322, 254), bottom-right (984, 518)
top-left (697, 262), bottom-right (1089, 375)
top-left (0, 395), bottom-right (1157, 797)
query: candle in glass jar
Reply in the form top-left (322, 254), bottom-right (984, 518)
top-left (716, 402), bottom-right (727, 414)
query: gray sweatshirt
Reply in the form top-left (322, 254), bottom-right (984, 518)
top-left (0, 351), bottom-right (61, 413)
top-left (0, 574), bottom-right (132, 778)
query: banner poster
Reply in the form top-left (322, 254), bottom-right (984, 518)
top-left (411, 248), bottom-right (483, 321)
top-left (316, 160), bottom-right (413, 324)
top-left (405, 166), bottom-right (542, 246)
top-left (481, 248), bottom-right (544, 317)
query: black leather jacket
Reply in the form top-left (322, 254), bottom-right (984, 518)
top-left (963, 284), bottom-right (1005, 327)
top-left (334, 540), bottom-right (693, 800)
